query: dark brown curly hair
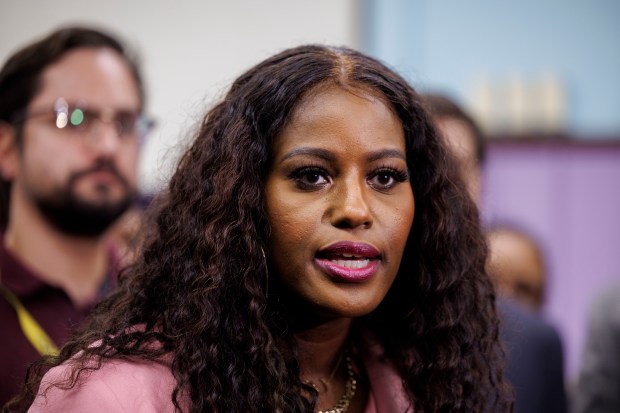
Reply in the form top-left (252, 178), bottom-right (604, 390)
top-left (5, 45), bottom-right (512, 413)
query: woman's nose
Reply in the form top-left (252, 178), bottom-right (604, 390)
top-left (329, 177), bottom-right (373, 229)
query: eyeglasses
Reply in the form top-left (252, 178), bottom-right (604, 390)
top-left (12, 98), bottom-right (155, 144)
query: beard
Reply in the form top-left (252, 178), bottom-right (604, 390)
top-left (30, 161), bottom-right (136, 238)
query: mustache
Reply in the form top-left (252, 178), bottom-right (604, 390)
top-left (68, 159), bottom-right (131, 189)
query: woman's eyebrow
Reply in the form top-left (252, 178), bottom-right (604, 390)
top-left (281, 147), bottom-right (406, 163)
top-left (366, 149), bottom-right (406, 162)
top-left (281, 147), bottom-right (335, 162)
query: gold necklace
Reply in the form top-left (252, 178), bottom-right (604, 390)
top-left (316, 353), bottom-right (357, 413)
top-left (307, 350), bottom-right (344, 392)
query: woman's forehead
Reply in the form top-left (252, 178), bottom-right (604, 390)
top-left (270, 86), bottom-right (406, 161)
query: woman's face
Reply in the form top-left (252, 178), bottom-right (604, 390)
top-left (265, 86), bottom-right (415, 320)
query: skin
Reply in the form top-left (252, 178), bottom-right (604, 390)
top-left (265, 86), bottom-right (415, 410)
top-left (487, 229), bottom-right (546, 311)
top-left (435, 117), bottom-right (480, 202)
top-left (11, 47), bottom-right (140, 209)
top-left (0, 47), bottom-right (141, 305)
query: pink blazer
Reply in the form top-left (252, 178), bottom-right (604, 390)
top-left (29, 347), bottom-right (411, 412)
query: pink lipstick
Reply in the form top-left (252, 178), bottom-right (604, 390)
top-left (315, 241), bottom-right (381, 283)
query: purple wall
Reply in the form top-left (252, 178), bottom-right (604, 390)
top-left (482, 139), bottom-right (620, 380)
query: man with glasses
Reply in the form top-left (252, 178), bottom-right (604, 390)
top-left (0, 26), bottom-right (153, 405)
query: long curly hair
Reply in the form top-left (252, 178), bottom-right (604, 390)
top-left (6, 45), bottom-right (512, 413)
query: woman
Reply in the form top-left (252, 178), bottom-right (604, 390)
top-left (7, 45), bottom-right (511, 413)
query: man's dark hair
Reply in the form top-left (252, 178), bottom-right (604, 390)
top-left (421, 93), bottom-right (486, 165)
top-left (0, 26), bottom-right (144, 227)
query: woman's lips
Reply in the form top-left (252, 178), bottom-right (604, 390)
top-left (315, 241), bottom-right (381, 282)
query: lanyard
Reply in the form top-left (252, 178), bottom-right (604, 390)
top-left (0, 283), bottom-right (59, 356)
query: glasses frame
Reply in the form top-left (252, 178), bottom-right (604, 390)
top-left (11, 98), bottom-right (155, 145)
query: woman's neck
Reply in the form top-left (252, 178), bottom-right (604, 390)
top-left (295, 317), bottom-right (356, 411)
top-left (296, 317), bottom-right (352, 374)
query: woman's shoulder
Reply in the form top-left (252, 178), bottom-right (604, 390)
top-left (29, 356), bottom-right (179, 413)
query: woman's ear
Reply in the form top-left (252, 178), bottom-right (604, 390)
top-left (0, 122), bottom-right (19, 180)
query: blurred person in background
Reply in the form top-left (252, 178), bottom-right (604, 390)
top-left (574, 282), bottom-right (620, 413)
top-left (422, 92), bottom-right (568, 413)
top-left (0, 26), bottom-right (151, 406)
top-left (487, 225), bottom-right (548, 312)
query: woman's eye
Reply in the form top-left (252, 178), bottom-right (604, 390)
top-left (372, 173), bottom-right (394, 187)
top-left (291, 168), bottom-right (330, 190)
top-left (368, 169), bottom-right (409, 191)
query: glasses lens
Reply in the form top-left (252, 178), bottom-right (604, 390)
top-left (56, 111), bottom-right (69, 128)
top-left (136, 116), bottom-right (155, 140)
top-left (54, 98), bottom-right (69, 128)
top-left (115, 113), bottom-right (139, 137)
top-left (70, 108), bottom-right (85, 127)
top-left (41, 98), bottom-right (154, 143)
top-left (61, 108), bottom-right (90, 132)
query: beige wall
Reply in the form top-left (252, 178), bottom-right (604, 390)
top-left (0, 0), bottom-right (361, 191)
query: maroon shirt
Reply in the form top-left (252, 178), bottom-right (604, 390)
top-left (0, 241), bottom-right (120, 407)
